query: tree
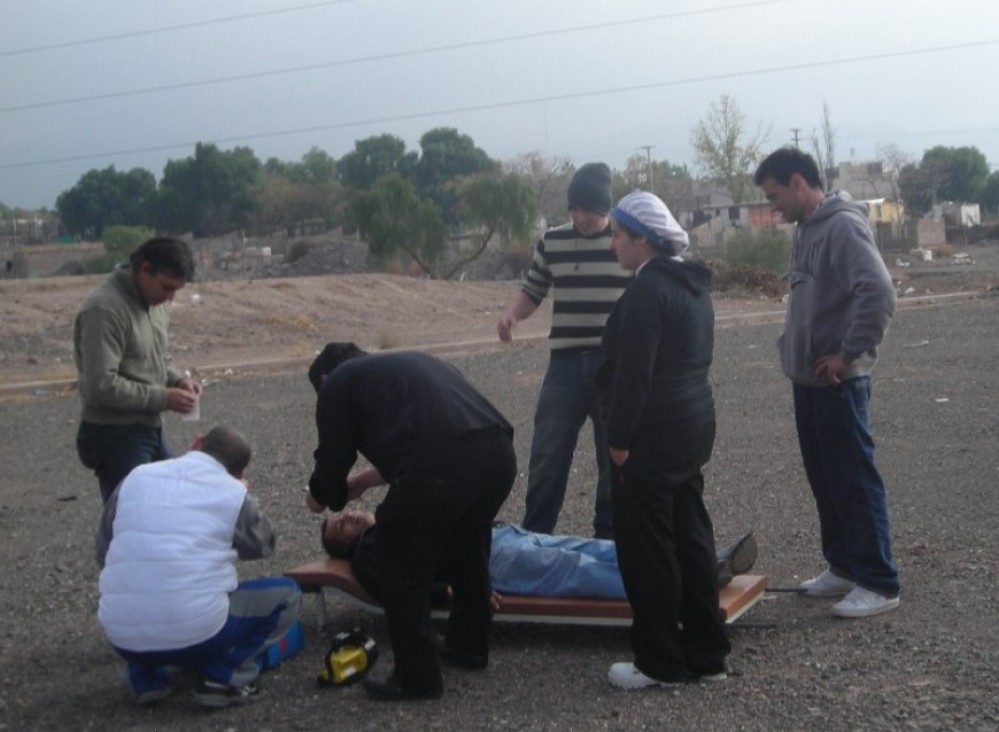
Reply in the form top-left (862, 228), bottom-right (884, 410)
top-left (621, 153), bottom-right (652, 193)
top-left (922, 146), bottom-right (990, 203)
top-left (876, 143), bottom-right (913, 200)
top-left (55, 165), bottom-right (156, 239)
top-left (84, 225), bottom-right (155, 273)
top-left (690, 94), bottom-right (770, 204)
top-left (440, 172), bottom-right (538, 280)
top-left (156, 143), bottom-right (262, 236)
top-left (257, 171), bottom-right (343, 235)
top-left (898, 146), bottom-right (990, 213)
top-left (351, 174), bottom-right (447, 276)
top-left (338, 134), bottom-right (417, 191)
top-left (981, 171), bottom-right (999, 216)
top-left (504, 152), bottom-right (574, 226)
top-left (810, 102), bottom-right (836, 190)
top-left (618, 155), bottom-right (692, 208)
top-left (260, 148), bottom-right (343, 233)
top-left (263, 146), bottom-right (337, 186)
top-left (415, 127), bottom-right (497, 224)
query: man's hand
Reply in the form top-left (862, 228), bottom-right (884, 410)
top-left (496, 310), bottom-right (517, 342)
top-left (610, 447), bottom-right (629, 467)
top-left (305, 492), bottom-right (325, 514)
top-left (813, 353), bottom-right (848, 386)
top-left (166, 387), bottom-right (198, 414)
top-left (177, 376), bottom-right (203, 397)
top-left (347, 468), bottom-right (386, 501)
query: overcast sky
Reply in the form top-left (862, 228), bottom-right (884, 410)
top-left (2, 0), bottom-right (998, 209)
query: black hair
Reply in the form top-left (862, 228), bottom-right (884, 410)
top-left (308, 342), bottom-right (367, 393)
top-left (199, 425), bottom-right (252, 477)
top-left (129, 237), bottom-right (195, 281)
top-left (753, 147), bottom-right (822, 188)
top-left (320, 517), bottom-right (360, 560)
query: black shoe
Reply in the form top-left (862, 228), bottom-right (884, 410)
top-left (362, 677), bottom-right (442, 701)
top-left (440, 645), bottom-right (488, 670)
top-left (193, 678), bottom-right (260, 708)
top-left (716, 532), bottom-right (758, 587)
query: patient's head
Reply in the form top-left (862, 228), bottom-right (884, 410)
top-left (320, 509), bottom-right (376, 559)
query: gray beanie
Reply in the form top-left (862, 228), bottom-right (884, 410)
top-left (567, 162), bottom-right (612, 215)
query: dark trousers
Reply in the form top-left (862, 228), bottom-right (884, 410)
top-left (793, 378), bottom-right (900, 596)
top-left (76, 421), bottom-right (173, 503)
top-left (373, 429), bottom-right (516, 694)
top-left (612, 464), bottom-right (730, 681)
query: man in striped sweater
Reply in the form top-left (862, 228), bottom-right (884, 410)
top-left (497, 163), bottom-right (631, 539)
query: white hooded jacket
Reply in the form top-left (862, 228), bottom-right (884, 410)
top-left (97, 451), bottom-right (248, 652)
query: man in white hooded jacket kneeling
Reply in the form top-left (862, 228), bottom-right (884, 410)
top-left (96, 425), bottom-right (301, 708)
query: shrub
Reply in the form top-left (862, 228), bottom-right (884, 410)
top-left (725, 227), bottom-right (790, 275)
top-left (84, 226), bottom-right (155, 273)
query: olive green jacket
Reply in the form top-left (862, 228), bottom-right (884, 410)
top-left (74, 266), bottom-right (183, 426)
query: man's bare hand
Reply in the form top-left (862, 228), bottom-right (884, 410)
top-left (305, 492), bottom-right (325, 514)
top-left (177, 377), bottom-right (203, 397)
top-left (166, 387), bottom-right (198, 414)
top-left (813, 353), bottom-right (848, 386)
top-left (610, 447), bottom-right (629, 467)
top-left (497, 311), bottom-right (517, 342)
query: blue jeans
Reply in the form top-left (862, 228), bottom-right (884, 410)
top-left (115, 577), bottom-right (302, 696)
top-left (76, 422), bottom-right (173, 503)
top-left (793, 378), bottom-right (900, 597)
top-left (489, 524), bottom-right (624, 599)
top-left (521, 349), bottom-right (612, 538)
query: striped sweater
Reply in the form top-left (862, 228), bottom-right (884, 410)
top-left (521, 223), bottom-right (631, 352)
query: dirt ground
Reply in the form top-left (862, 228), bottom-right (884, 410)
top-left (2, 242), bottom-right (996, 391)
top-left (0, 244), bottom-right (996, 730)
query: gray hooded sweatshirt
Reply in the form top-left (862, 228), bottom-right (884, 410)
top-left (779, 191), bottom-right (895, 388)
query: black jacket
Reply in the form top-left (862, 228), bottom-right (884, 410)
top-left (598, 256), bottom-right (715, 478)
top-left (308, 351), bottom-right (513, 510)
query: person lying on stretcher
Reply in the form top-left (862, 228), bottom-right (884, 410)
top-left (320, 509), bottom-right (757, 605)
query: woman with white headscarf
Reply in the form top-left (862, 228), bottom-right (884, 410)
top-left (598, 191), bottom-right (730, 689)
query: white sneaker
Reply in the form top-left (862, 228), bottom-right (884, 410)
top-left (832, 586), bottom-right (900, 618)
top-left (799, 569), bottom-right (855, 597)
top-left (608, 662), bottom-right (671, 690)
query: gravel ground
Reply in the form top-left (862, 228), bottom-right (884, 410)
top-left (0, 295), bottom-right (996, 731)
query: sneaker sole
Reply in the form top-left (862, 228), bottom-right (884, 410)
top-left (134, 687), bottom-right (174, 705)
top-left (194, 693), bottom-right (254, 708)
top-left (697, 671), bottom-right (728, 683)
top-left (832, 598), bottom-right (900, 618)
top-left (801, 586), bottom-right (854, 597)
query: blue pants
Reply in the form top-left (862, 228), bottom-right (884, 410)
top-left (115, 577), bottom-right (302, 697)
top-left (76, 422), bottom-right (173, 503)
top-left (521, 350), bottom-right (613, 537)
top-left (793, 378), bottom-right (900, 597)
top-left (489, 524), bottom-right (624, 599)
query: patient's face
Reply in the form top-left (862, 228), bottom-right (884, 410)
top-left (324, 509), bottom-right (375, 544)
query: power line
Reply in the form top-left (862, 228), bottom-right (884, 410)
top-left (0, 0), bottom-right (797, 114)
top-left (0, 0), bottom-right (364, 58)
top-left (3, 38), bottom-right (999, 171)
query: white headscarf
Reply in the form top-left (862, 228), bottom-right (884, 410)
top-left (610, 191), bottom-right (689, 256)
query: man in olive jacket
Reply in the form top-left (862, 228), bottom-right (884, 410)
top-left (74, 237), bottom-right (201, 502)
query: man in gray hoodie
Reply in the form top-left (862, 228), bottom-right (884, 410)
top-left (754, 147), bottom-right (900, 619)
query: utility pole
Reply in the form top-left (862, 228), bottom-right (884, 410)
top-left (790, 128), bottom-right (803, 148)
top-left (639, 145), bottom-right (655, 194)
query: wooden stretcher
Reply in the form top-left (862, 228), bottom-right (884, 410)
top-left (285, 558), bottom-right (768, 629)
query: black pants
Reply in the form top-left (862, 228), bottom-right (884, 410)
top-left (612, 462), bottom-right (730, 681)
top-left (372, 428), bottom-right (516, 694)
